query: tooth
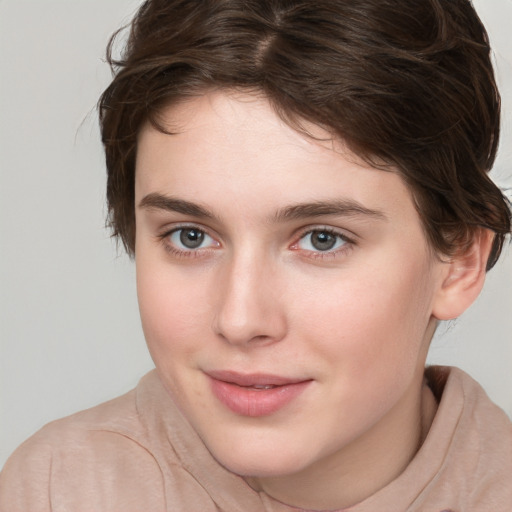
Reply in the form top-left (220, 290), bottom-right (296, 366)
top-left (252, 385), bottom-right (275, 390)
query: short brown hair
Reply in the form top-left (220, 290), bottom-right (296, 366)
top-left (99, 0), bottom-right (511, 268)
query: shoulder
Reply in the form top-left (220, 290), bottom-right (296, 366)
top-left (2, 383), bottom-right (153, 466)
top-left (0, 372), bottom-right (220, 512)
top-left (449, 367), bottom-right (512, 502)
top-left (423, 366), bottom-right (512, 507)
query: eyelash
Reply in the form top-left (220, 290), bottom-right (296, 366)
top-left (157, 225), bottom-right (356, 260)
top-left (158, 224), bottom-right (219, 259)
top-left (291, 227), bottom-right (355, 260)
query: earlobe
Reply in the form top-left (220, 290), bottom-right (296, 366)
top-left (432, 229), bottom-right (495, 321)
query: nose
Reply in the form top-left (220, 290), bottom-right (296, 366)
top-left (212, 251), bottom-right (287, 347)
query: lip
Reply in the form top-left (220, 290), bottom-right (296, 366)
top-left (206, 370), bottom-right (312, 417)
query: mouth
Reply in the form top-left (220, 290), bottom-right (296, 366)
top-left (207, 369), bottom-right (307, 387)
top-left (206, 370), bottom-right (312, 417)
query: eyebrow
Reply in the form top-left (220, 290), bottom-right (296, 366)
top-left (138, 193), bottom-right (215, 219)
top-left (138, 193), bottom-right (387, 223)
top-left (273, 200), bottom-right (388, 223)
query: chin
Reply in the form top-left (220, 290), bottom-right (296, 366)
top-left (208, 437), bottom-right (312, 478)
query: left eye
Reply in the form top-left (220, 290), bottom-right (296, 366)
top-left (297, 230), bottom-right (347, 252)
top-left (169, 228), bottom-right (216, 250)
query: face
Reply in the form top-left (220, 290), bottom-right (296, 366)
top-left (135, 91), bottom-right (446, 489)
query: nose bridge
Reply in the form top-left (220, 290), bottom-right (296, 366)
top-left (213, 245), bottom-right (286, 346)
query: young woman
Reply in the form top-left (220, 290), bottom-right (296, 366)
top-left (1, 0), bottom-right (511, 510)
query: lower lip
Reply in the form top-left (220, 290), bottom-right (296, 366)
top-left (209, 378), bottom-right (311, 417)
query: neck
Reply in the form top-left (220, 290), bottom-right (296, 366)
top-left (247, 370), bottom-right (438, 510)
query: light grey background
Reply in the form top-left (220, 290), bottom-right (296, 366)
top-left (1, 0), bottom-right (511, 468)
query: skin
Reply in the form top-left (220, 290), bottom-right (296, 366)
top-left (134, 91), bottom-right (482, 509)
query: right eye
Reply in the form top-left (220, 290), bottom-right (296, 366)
top-left (167, 227), bottom-right (218, 251)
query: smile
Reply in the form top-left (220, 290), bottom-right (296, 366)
top-left (206, 370), bottom-right (312, 417)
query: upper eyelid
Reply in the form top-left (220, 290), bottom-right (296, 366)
top-left (295, 225), bottom-right (357, 243)
top-left (157, 224), bottom-right (221, 253)
top-left (157, 222), bottom-right (216, 239)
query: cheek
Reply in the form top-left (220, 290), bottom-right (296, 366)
top-left (136, 261), bottom-right (215, 409)
top-left (297, 258), bottom-right (435, 379)
top-left (297, 267), bottom-right (435, 433)
top-left (136, 259), bottom-right (209, 358)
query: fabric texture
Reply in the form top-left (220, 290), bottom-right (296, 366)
top-left (1, 366), bottom-right (511, 512)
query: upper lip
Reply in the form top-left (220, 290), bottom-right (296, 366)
top-left (206, 370), bottom-right (309, 387)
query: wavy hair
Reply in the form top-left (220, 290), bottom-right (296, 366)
top-left (99, 0), bottom-right (511, 268)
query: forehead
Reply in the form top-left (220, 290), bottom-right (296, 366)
top-left (135, 91), bottom-right (419, 228)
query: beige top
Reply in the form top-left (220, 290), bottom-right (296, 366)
top-left (1, 366), bottom-right (511, 512)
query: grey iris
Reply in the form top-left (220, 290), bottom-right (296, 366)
top-left (311, 231), bottom-right (337, 251)
top-left (180, 229), bottom-right (204, 249)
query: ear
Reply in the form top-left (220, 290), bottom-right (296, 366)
top-left (432, 229), bottom-right (495, 321)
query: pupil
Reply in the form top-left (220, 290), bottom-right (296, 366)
top-left (180, 229), bottom-right (204, 249)
top-left (311, 231), bottom-right (336, 251)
